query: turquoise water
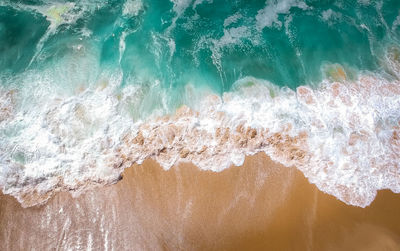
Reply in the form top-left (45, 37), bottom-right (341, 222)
top-left (1, 0), bottom-right (400, 97)
top-left (2, 0), bottom-right (400, 207)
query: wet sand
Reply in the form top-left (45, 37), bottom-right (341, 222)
top-left (1, 153), bottom-right (400, 250)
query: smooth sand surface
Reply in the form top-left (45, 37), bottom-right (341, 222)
top-left (1, 153), bottom-right (400, 250)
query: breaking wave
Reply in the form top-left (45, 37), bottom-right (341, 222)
top-left (1, 61), bottom-right (400, 207)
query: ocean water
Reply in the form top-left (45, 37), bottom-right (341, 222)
top-left (1, 0), bottom-right (400, 207)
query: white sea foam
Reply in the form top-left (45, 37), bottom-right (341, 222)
top-left (197, 24), bottom-right (259, 78)
top-left (256, 0), bottom-right (309, 30)
top-left (321, 9), bottom-right (333, 21)
top-left (209, 25), bottom-right (252, 71)
top-left (166, 0), bottom-right (192, 34)
top-left (122, 0), bottom-right (143, 17)
top-left (192, 0), bottom-right (213, 10)
top-left (223, 13), bottom-right (242, 27)
top-left (358, 0), bottom-right (371, 6)
top-left (393, 13), bottom-right (400, 32)
top-left (1, 59), bottom-right (400, 208)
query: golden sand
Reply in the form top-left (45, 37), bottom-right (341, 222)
top-left (1, 153), bottom-right (400, 250)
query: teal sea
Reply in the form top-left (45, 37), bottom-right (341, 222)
top-left (1, 0), bottom-right (400, 207)
top-left (1, 0), bottom-right (400, 101)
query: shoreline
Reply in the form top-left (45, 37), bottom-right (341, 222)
top-left (1, 153), bottom-right (400, 250)
top-left (3, 74), bottom-right (400, 208)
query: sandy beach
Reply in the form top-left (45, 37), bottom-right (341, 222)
top-left (1, 153), bottom-right (400, 250)
top-left (1, 1), bottom-right (400, 250)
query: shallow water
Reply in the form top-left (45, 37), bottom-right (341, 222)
top-left (1, 154), bottom-right (400, 250)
